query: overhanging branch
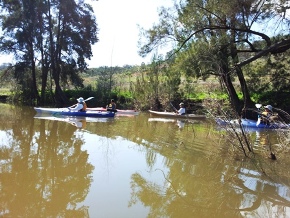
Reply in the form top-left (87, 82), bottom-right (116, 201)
top-left (172, 25), bottom-right (272, 57)
top-left (236, 38), bottom-right (290, 68)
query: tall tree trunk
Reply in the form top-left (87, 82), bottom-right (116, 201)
top-left (47, 0), bottom-right (68, 105)
top-left (221, 70), bottom-right (241, 113)
top-left (26, 0), bottom-right (39, 104)
top-left (38, 6), bottom-right (48, 105)
top-left (228, 28), bottom-right (254, 113)
top-left (219, 45), bottom-right (242, 114)
top-left (30, 57), bottom-right (39, 103)
top-left (235, 66), bottom-right (254, 107)
top-left (230, 38), bottom-right (254, 110)
top-left (40, 63), bottom-right (48, 104)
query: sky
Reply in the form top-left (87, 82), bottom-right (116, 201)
top-left (1, 1), bottom-right (287, 68)
top-left (87, 0), bottom-right (173, 67)
top-left (87, 0), bottom-right (289, 67)
top-left (0, 0), bottom-right (173, 68)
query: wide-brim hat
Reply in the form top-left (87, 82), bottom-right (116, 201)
top-left (265, 105), bottom-right (273, 111)
top-left (179, 102), bottom-right (184, 106)
top-left (77, 97), bottom-right (84, 103)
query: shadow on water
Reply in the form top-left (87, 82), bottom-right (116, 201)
top-left (1, 103), bottom-right (290, 217)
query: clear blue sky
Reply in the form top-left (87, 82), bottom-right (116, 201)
top-left (0, 0), bottom-right (173, 68)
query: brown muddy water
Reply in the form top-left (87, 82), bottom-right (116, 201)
top-left (1, 103), bottom-right (290, 218)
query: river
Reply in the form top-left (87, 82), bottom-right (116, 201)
top-left (1, 103), bottom-right (290, 218)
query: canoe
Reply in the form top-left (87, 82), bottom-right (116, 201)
top-left (34, 107), bottom-right (115, 118)
top-left (87, 107), bottom-right (139, 115)
top-left (216, 118), bottom-right (290, 129)
top-left (148, 110), bottom-right (207, 120)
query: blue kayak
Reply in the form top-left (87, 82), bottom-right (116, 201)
top-left (34, 107), bottom-right (115, 118)
top-left (216, 118), bottom-right (290, 129)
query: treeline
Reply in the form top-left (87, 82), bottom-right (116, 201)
top-left (0, 0), bottom-right (290, 114)
top-left (1, 44), bottom-right (290, 112)
top-left (85, 65), bottom-right (140, 77)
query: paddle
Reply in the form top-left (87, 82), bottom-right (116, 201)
top-left (170, 102), bottom-right (177, 112)
top-left (69, 96), bottom-right (95, 108)
top-left (255, 103), bottom-right (262, 126)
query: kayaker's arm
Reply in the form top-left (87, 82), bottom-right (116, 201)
top-left (70, 97), bottom-right (95, 108)
top-left (69, 104), bottom-right (83, 112)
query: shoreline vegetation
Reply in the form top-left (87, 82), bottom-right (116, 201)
top-left (0, 66), bottom-right (225, 115)
top-left (2, 66), bottom-right (290, 163)
top-left (1, 64), bottom-right (290, 116)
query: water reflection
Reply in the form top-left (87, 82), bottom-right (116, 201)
top-left (254, 130), bottom-right (271, 147)
top-left (1, 104), bottom-right (290, 217)
top-left (148, 117), bottom-right (185, 129)
top-left (1, 107), bottom-right (94, 217)
top-left (34, 114), bottom-right (111, 128)
top-left (148, 117), bottom-right (203, 129)
top-left (129, 152), bottom-right (290, 217)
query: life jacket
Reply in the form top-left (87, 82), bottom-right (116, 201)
top-left (261, 110), bottom-right (272, 124)
top-left (79, 102), bottom-right (87, 112)
top-left (111, 103), bottom-right (116, 110)
top-left (262, 111), bottom-right (271, 118)
top-left (107, 102), bottom-right (117, 112)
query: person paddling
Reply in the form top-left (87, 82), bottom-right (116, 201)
top-left (261, 105), bottom-right (278, 124)
top-left (175, 102), bottom-right (186, 115)
top-left (106, 99), bottom-right (117, 112)
top-left (68, 97), bottom-right (87, 112)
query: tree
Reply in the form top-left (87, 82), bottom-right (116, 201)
top-left (0, 0), bottom-right (41, 103)
top-left (0, 0), bottom-right (98, 104)
top-left (138, 0), bottom-right (290, 113)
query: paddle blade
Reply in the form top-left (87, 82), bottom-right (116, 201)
top-left (255, 104), bottom-right (262, 109)
top-left (256, 118), bottom-right (261, 126)
top-left (84, 97), bottom-right (94, 102)
top-left (255, 103), bottom-right (262, 126)
top-left (170, 102), bottom-right (177, 111)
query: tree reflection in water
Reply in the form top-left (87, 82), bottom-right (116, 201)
top-left (0, 106), bottom-right (94, 217)
top-left (1, 104), bottom-right (290, 217)
top-left (128, 120), bottom-right (290, 218)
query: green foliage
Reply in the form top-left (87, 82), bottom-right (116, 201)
top-left (258, 91), bottom-right (290, 110)
top-left (61, 62), bottom-right (84, 89)
top-left (86, 65), bottom-right (140, 76)
top-left (137, 0), bottom-right (290, 113)
top-left (269, 50), bottom-right (290, 92)
top-left (128, 55), bottom-right (183, 110)
top-left (245, 59), bottom-right (270, 93)
top-left (94, 71), bottom-right (113, 106)
top-left (0, 0), bottom-right (98, 105)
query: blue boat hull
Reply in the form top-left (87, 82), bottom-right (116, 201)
top-left (216, 118), bottom-right (290, 129)
top-left (55, 111), bottom-right (115, 118)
